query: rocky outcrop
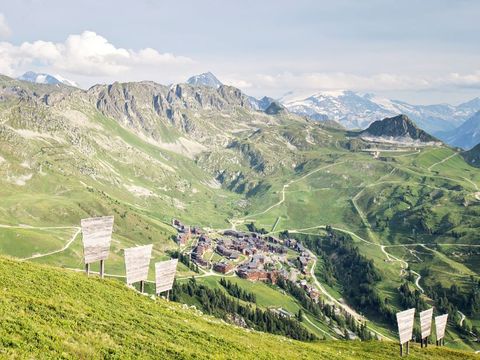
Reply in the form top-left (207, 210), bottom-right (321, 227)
top-left (360, 114), bottom-right (438, 143)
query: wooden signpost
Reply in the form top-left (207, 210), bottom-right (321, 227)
top-left (435, 314), bottom-right (448, 346)
top-left (124, 244), bottom-right (153, 293)
top-left (419, 308), bottom-right (433, 348)
top-left (80, 216), bottom-right (114, 278)
top-left (396, 308), bottom-right (415, 356)
top-left (155, 259), bottom-right (178, 299)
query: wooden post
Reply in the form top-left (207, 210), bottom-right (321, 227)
top-left (100, 259), bottom-right (105, 279)
top-left (406, 341), bottom-right (409, 355)
top-left (400, 343), bottom-right (403, 357)
top-left (140, 280), bottom-right (145, 293)
top-left (167, 290), bottom-right (170, 301)
top-left (85, 263), bottom-right (90, 276)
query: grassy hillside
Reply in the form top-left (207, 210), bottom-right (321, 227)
top-left (1, 76), bottom-right (479, 352)
top-left (0, 256), bottom-right (476, 360)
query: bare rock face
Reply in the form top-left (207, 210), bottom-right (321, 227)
top-left (90, 81), bottom-right (255, 140)
top-left (361, 114), bottom-right (438, 143)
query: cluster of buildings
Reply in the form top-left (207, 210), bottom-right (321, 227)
top-left (172, 219), bottom-right (191, 246)
top-left (172, 220), bottom-right (317, 299)
top-left (173, 219), bottom-right (203, 246)
top-left (213, 262), bottom-right (235, 274)
top-left (284, 238), bottom-right (311, 273)
top-left (191, 235), bottom-right (211, 267)
top-left (220, 230), bottom-right (287, 256)
top-left (236, 254), bottom-right (280, 283)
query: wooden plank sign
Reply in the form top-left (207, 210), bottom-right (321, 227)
top-left (81, 216), bottom-right (114, 264)
top-left (420, 308), bottom-right (434, 339)
top-left (155, 259), bottom-right (178, 294)
top-left (396, 308), bottom-right (415, 345)
top-left (435, 314), bottom-right (448, 341)
top-left (124, 244), bottom-right (153, 285)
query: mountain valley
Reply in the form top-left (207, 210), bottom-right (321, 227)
top-left (0, 73), bottom-right (479, 355)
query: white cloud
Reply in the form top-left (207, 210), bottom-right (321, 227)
top-left (223, 77), bottom-right (253, 89)
top-left (0, 14), bottom-right (11, 38)
top-left (0, 31), bottom-right (193, 78)
top-left (443, 71), bottom-right (480, 88)
top-left (252, 72), bottom-right (430, 93)
top-left (244, 70), bottom-right (480, 97)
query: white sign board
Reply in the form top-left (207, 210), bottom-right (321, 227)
top-left (81, 216), bottom-right (114, 264)
top-left (124, 244), bottom-right (153, 285)
top-left (420, 308), bottom-right (433, 339)
top-left (396, 308), bottom-right (415, 345)
top-left (155, 259), bottom-right (178, 294)
top-left (435, 314), bottom-right (448, 341)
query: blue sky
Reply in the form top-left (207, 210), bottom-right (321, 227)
top-left (0, 0), bottom-right (479, 104)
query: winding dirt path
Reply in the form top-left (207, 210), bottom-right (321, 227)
top-left (428, 152), bottom-right (458, 171)
top-left (0, 224), bottom-right (82, 261)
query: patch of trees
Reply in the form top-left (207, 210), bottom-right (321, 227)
top-left (425, 277), bottom-right (480, 318)
top-left (276, 276), bottom-right (374, 340)
top-left (293, 227), bottom-right (396, 326)
top-left (398, 282), bottom-right (427, 311)
top-left (169, 250), bottom-right (199, 273)
top-left (219, 278), bottom-right (256, 303)
top-left (172, 278), bottom-right (315, 341)
top-left (246, 222), bottom-right (267, 234)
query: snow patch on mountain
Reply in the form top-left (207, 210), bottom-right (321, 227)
top-left (187, 72), bottom-right (223, 89)
top-left (18, 71), bottom-right (78, 87)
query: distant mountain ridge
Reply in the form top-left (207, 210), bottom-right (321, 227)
top-left (360, 114), bottom-right (439, 144)
top-left (17, 71), bottom-right (78, 87)
top-left (248, 96), bottom-right (275, 111)
top-left (436, 111), bottom-right (480, 150)
top-left (282, 90), bottom-right (480, 134)
top-left (462, 141), bottom-right (480, 167)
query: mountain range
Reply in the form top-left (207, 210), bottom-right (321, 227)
top-left (185, 73), bottom-right (480, 148)
top-left (16, 70), bottom-right (480, 150)
top-left (282, 90), bottom-right (480, 135)
top-left (1, 71), bottom-right (480, 353)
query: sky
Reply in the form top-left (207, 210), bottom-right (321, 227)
top-left (0, 0), bottom-right (479, 104)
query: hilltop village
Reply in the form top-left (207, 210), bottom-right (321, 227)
top-left (172, 219), bottom-right (321, 304)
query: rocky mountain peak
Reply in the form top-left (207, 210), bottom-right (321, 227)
top-left (264, 101), bottom-right (286, 115)
top-left (361, 114), bottom-right (438, 143)
top-left (186, 72), bottom-right (223, 89)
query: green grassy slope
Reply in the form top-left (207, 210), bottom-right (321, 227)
top-left (1, 77), bottom-right (480, 352)
top-left (0, 256), bottom-right (476, 360)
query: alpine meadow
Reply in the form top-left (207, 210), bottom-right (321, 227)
top-left (0, 1), bottom-right (480, 359)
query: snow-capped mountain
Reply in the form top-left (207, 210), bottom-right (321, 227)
top-left (186, 72), bottom-right (223, 89)
top-left (17, 71), bottom-right (78, 87)
top-left (282, 90), bottom-right (480, 133)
